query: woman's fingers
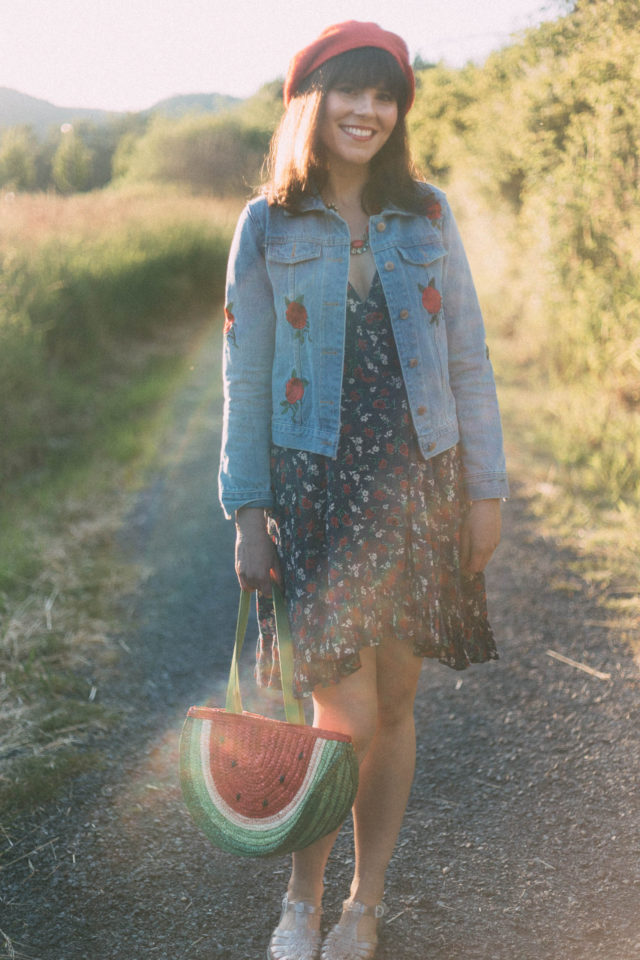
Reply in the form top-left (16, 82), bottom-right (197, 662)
top-left (235, 523), bottom-right (281, 595)
top-left (461, 499), bottom-right (502, 574)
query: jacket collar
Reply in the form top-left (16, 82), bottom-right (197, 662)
top-left (283, 190), bottom-right (416, 218)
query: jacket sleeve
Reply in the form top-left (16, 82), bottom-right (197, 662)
top-left (218, 201), bottom-right (276, 519)
top-left (441, 197), bottom-right (509, 501)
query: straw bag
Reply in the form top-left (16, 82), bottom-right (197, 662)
top-left (179, 585), bottom-right (359, 857)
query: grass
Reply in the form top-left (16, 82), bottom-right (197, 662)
top-left (0, 322), bottom-right (209, 817)
top-left (0, 187), bottom-right (239, 817)
top-left (452, 177), bottom-right (640, 658)
top-left (0, 189), bottom-right (240, 489)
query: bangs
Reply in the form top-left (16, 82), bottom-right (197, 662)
top-left (308, 47), bottom-right (408, 106)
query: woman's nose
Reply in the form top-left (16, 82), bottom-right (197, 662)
top-left (352, 90), bottom-right (375, 115)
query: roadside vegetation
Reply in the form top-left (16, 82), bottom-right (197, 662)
top-left (0, 0), bottom-right (638, 814)
top-left (409, 0), bottom-right (640, 635)
top-left (0, 189), bottom-right (238, 813)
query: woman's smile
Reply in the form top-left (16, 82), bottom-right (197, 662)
top-left (319, 86), bottom-right (398, 166)
top-left (340, 124), bottom-right (376, 141)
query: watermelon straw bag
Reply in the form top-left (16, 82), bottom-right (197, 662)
top-left (179, 585), bottom-right (359, 857)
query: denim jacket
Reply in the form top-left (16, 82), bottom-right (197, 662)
top-left (218, 184), bottom-right (509, 518)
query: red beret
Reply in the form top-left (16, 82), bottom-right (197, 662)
top-left (284, 20), bottom-right (415, 114)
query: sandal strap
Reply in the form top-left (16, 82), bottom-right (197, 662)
top-left (282, 894), bottom-right (323, 916)
top-left (341, 899), bottom-right (387, 920)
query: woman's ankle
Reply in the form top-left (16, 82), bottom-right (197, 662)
top-left (348, 881), bottom-right (385, 908)
top-left (287, 878), bottom-right (324, 906)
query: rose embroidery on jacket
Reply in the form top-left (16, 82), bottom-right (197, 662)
top-left (418, 279), bottom-right (442, 323)
top-left (281, 369), bottom-right (309, 423)
top-left (285, 295), bottom-right (311, 342)
top-left (426, 200), bottom-right (442, 224)
top-left (224, 302), bottom-right (237, 347)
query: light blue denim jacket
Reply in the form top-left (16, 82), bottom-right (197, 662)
top-left (218, 183), bottom-right (509, 518)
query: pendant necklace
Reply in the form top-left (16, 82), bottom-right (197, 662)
top-left (324, 200), bottom-right (370, 256)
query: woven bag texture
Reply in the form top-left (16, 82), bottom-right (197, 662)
top-left (180, 707), bottom-right (359, 857)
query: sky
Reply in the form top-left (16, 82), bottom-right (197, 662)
top-left (2, 0), bottom-right (564, 112)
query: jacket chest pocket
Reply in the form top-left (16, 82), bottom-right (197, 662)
top-left (266, 240), bottom-right (323, 303)
top-left (398, 240), bottom-right (447, 278)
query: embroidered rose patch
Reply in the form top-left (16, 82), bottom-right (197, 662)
top-left (418, 279), bottom-right (442, 322)
top-left (285, 295), bottom-right (311, 342)
top-left (224, 302), bottom-right (237, 346)
top-left (281, 369), bottom-right (309, 422)
top-left (426, 200), bottom-right (442, 223)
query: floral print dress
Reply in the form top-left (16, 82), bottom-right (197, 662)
top-left (256, 272), bottom-right (498, 698)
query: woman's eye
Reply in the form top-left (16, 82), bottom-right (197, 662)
top-left (336, 85), bottom-right (355, 95)
top-left (376, 90), bottom-right (393, 102)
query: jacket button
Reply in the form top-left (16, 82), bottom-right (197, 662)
top-left (399, 309), bottom-right (409, 320)
top-left (376, 222), bottom-right (386, 232)
top-left (384, 261), bottom-right (394, 271)
top-left (417, 405), bottom-right (427, 416)
top-left (427, 441), bottom-right (436, 452)
top-left (408, 358), bottom-right (418, 368)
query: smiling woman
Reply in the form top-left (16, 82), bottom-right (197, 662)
top-left (215, 19), bottom-right (508, 960)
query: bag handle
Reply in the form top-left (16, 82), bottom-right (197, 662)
top-left (225, 584), bottom-right (306, 726)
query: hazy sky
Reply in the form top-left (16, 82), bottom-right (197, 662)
top-left (3, 0), bottom-right (563, 111)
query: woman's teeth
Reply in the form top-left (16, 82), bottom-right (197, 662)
top-left (342, 126), bottom-right (374, 139)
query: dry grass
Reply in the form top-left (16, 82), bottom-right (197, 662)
top-left (0, 477), bottom-right (148, 811)
top-left (0, 185), bottom-right (243, 250)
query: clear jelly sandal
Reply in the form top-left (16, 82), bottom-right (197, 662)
top-left (320, 899), bottom-right (387, 960)
top-left (267, 894), bottom-right (323, 960)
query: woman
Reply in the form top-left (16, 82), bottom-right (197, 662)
top-left (219, 20), bottom-right (509, 960)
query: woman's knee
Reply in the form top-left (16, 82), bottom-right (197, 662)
top-left (376, 690), bottom-right (417, 731)
top-left (375, 646), bottom-right (423, 730)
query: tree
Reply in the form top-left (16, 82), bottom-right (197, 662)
top-left (52, 128), bottom-right (93, 193)
top-left (0, 126), bottom-right (37, 191)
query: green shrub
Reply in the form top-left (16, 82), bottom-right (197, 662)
top-left (116, 113), bottom-right (271, 195)
top-left (0, 217), bottom-right (231, 488)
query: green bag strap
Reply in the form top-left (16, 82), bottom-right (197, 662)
top-left (225, 585), bottom-right (305, 726)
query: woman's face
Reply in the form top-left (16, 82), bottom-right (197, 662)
top-left (318, 83), bottom-right (398, 170)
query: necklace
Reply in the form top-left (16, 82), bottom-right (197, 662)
top-left (324, 200), bottom-right (370, 256)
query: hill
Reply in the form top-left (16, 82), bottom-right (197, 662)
top-left (0, 87), bottom-right (119, 137)
top-left (0, 87), bottom-right (241, 138)
top-left (140, 92), bottom-right (239, 120)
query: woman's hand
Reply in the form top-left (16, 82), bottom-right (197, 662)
top-left (234, 507), bottom-right (283, 595)
top-left (460, 499), bottom-right (502, 575)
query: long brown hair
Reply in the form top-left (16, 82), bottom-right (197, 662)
top-left (263, 47), bottom-right (431, 214)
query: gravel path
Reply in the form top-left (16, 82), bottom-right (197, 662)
top-left (2, 328), bottom-right (639, 960)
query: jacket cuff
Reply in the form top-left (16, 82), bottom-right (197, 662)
top-left (464, 475), bottom-right (510, 502)
top-left (220, 495), bottom-right (274, 520)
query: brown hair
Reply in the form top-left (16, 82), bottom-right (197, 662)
top-left (263, 47), bottom-right (431, 214)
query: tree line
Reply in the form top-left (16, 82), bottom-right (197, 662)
top-left (0, 82), bottom-right (282, 196)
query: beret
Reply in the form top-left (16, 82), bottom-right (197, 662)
top-left (284, 20), bottom-right (415, 114)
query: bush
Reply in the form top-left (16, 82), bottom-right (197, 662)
top-left (117, 114), bottom-right (271, 195)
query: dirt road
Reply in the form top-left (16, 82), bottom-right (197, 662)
top-left (2, 328), bottom-right (639, 960)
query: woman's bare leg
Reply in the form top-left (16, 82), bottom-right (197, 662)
top-left (278, 647), bottom-right (378, 928)
top-left (276, 640), bottom-right (422, 940)
top-left (349, 638), bottom-right (423, 908)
